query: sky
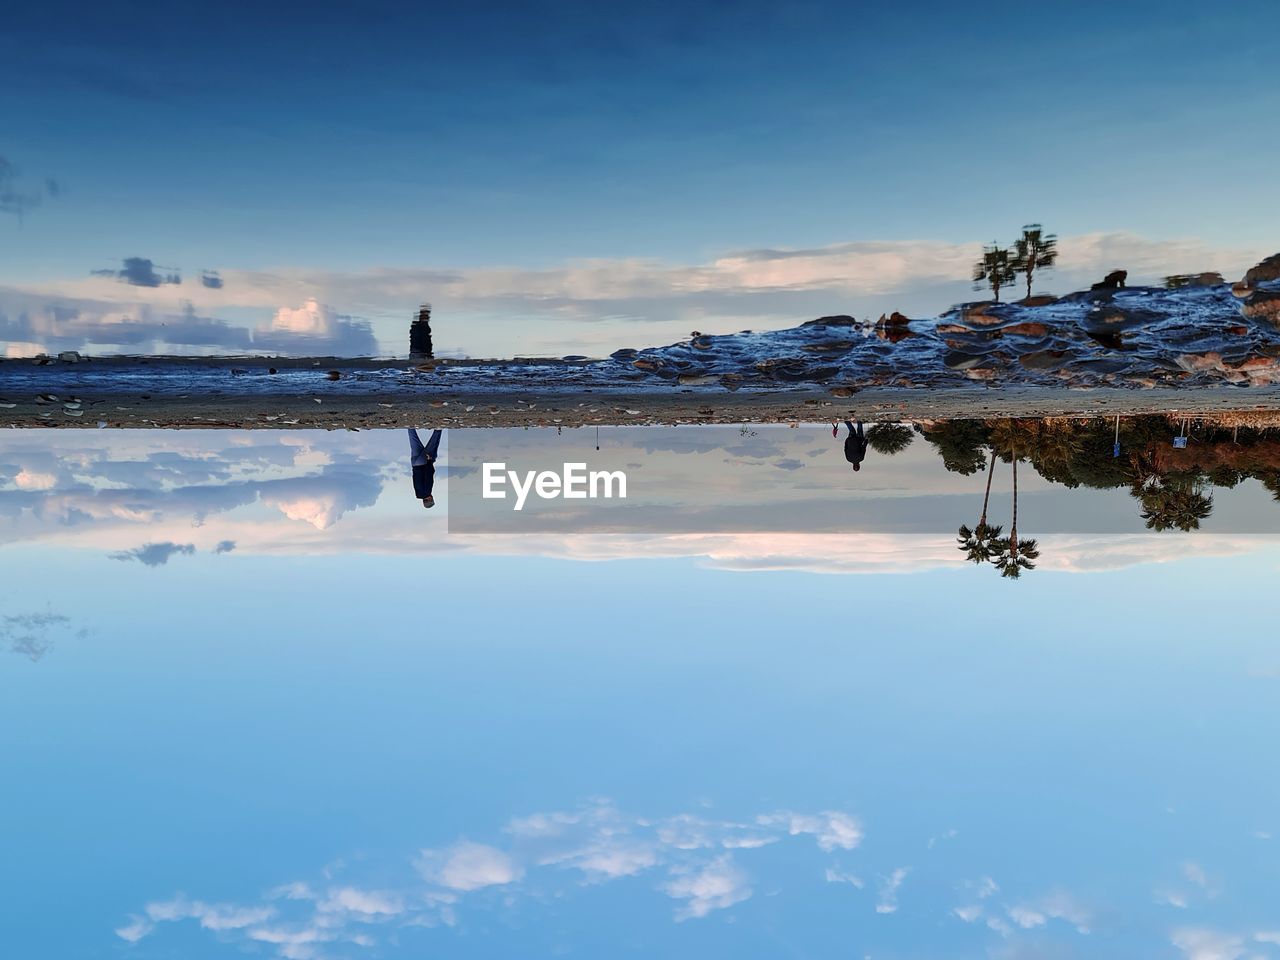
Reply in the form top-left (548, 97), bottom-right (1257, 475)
top-left (4, 427), bottom-right (1280, 958)
top-left (4, 517), bottom-right (1280, 959)
top-left (3, 0), bottom-right (1279, 357)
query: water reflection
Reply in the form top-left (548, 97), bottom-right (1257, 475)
top-left (407, 427), bottom-right (443, 508)
top-left (840, 420), bottom-right (868, 470)
top-left (4, 417), bottom-right (1280, 561)
top-left (4, 423), bottom-right (1280, 959)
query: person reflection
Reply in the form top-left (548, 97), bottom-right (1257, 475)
top-left (408, 428), bottom-right (443, 508)
top-left (841, 420), bottom-right (868, 471)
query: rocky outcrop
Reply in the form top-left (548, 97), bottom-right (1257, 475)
top-left (1244, 253), bottom-right (1280, 286)
top-left (602, 275), bottom-right (1280, 392)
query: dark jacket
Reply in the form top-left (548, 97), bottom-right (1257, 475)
top-left (844, 436), bottom-right (868, 465)
top-left (413, 461), bottom-right (436, 498)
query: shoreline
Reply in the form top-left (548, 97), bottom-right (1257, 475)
top-left (4, 354), bottom-right (1280, 428)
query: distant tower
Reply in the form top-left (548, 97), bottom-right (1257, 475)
top-left (409, 303), bottom-right (434, 359)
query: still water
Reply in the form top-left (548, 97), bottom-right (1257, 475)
top-left (2, 419), bottom-right (1279, 959)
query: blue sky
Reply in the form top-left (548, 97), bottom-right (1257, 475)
top-left (3, 1), bottom-right (1279, 356)
top-left (3, 427), bottom-right (1280, 956)
top-left (3, 546), bottom-right (1280, 959)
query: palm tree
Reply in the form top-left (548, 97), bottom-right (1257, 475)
top-left (1011, 224), bottom-right (1058, 300)
top-left (956, 451), bottom-right (1003, 564)
top-left (993, 454), bottom-right (1040, 579)
top-left (973, 243), bottom-right (1017, 302)
top-left (957, 522), bottom-right (1004, 564)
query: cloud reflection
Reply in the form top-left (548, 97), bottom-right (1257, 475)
top-left (3, 428), bottom-right (1279, 576)
top-left (117, 801), bottom-right (864, 957)
top-left (0, 290), bottom-right (377, 357)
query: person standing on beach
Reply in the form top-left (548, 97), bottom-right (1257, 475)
top-left (408, 428), bottom-right (443, 507)
top-left (841, 420), bottom-right (867, 471)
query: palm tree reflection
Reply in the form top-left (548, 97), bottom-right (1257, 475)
top-left (936, 414), bottom-right (1280, 579)
top-left (956, 451), bottom-right (1003, 565)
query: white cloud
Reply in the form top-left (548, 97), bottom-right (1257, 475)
top-left (1184, 862), bottom-right (1210, 889)
top-left (246, 924), bottom-right (334, 960)
top-left (656, 814), bottom-right (718, 850)
top-left (760, 811), bottom-right (864, 852)
top-left (1008, 892), bottom-right (1091, 934)
top-left (253, 298), bottom-right (377, 355)
top-left (1157, 861), bottom-right (1219, 910)
top-left (825, 867), bottom-right (865, 889)
top-left (114, 916), bottom-right (154, 942)
top-left (663, 855), bottom-right (752, 921)
top-left (954, 905), bottom-right (983, 923)
top-left (1009, 905), bottom-right (1046, 928)
top-left (269, 882), bottom-right (317, 901)
top-left (721, 835), bottom-right (777, 849)
top-left (316, 886), bottom-right (404, 917)
top-left (144, 896), bottom-right (275, 931)
top-left (553, 839), bottom-right (660, 880)
top-left (115, 802), bottom-right (873, 956)
top-left (1171, 927), bottom-right (1246, 960)
top-left (419, 841), bottom-right (524, 892)
top-left (506, 810), bottom-right (584, 838)
top-left (9, 231), bottom-right (1267, 359)
top-left (986, 916), bottom-right (1012, 937)
top-left (12, 468), bottom-right (57, 490)
top-left (876, 867), bottom-right (909, 914)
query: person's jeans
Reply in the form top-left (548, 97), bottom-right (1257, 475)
top-left (408, 428), bottom-right (442, 466)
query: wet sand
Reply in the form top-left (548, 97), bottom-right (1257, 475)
top-left (4, 355), bottom-right (1280, 427)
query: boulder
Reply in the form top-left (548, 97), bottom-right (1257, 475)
top-left (800, 340), bottom-right (856, 353)
top-left (1019, 348), bottom-right (1073, 370)
top-left (1165, 272), bottom-right (1225, 288)
top-left (877, 310), bottom-right (912, 326)
top-left (944, 350), bottom-right (988, 371)
top-left (1082, 306), bottom-right (1163, 333)
top-left (875, 325), bottom-right (914, 343)
top-left (1000, 322), bottom-right (1051, 338)
top-left (956, 302), bottom-right (1009, 326)
top-left (1244, 253), bottom-right (1280, 286)
top-left (1242, 290), bottom-right (1280, 323)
